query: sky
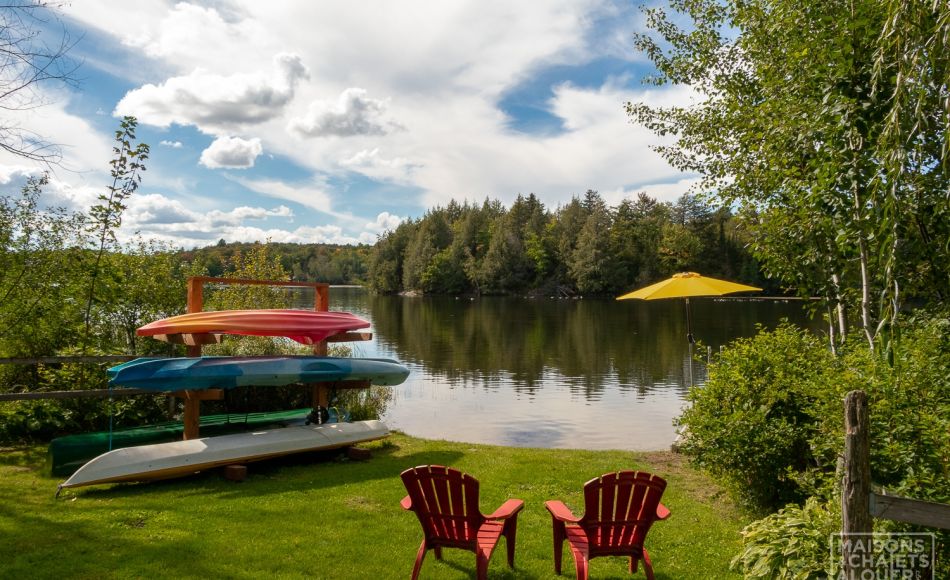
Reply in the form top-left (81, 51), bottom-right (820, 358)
top-left (0, 1), bottom-right (697, 248)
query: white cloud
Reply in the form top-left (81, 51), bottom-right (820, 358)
top-left (0, 165), bottom-right (40, 186)
top-left (55, 1), bottom-right (702, 248)
top-left (340, 149), bottom-right (393, 167)
top-left (339, 148), bottom-right (416, 183)
top-left (289, 88), bottom-right (395, 138)
top-left (27, 176), bottom-right (101, 214)
top-left (114, 53), bottom-right (309, 133)
top-left (0, 92), bottom-right (115, 179)
top-left (126, 195), bottom-right (293, 228)
top-left (124, 3), bottom-right (258, 61)
top-left (160, 140), bottom-right (182, 148)
top-left (120, 193), bottom-right (303, 244)
top-left (364, 211), bottom-right (406, 235)
top-left (229, 176), bottom-right (334, 214)
top-left (206, 205), bottom-right (293, 226)
top-left (602, 177), bottom-right (704, 206)
top-left (199, 136), bottom-right (263, 169)
top-left (125, 193), bottom-right (195, 224)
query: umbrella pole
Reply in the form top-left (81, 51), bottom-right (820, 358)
top-left (688, 343), bottom-right (694, 386)
top-left (685, 298), bottom-right (695, 385)
top-left (685, 298), bottom-right (695, 344)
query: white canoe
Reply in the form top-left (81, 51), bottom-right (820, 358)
top-left (58, 420), bottom-right (389, 491)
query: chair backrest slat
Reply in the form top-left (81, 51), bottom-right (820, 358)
top-left (432, 466), bottom-right (453, 538)
top-left (401, 465), bottom-right (484, 544)
top-left (612, 475), bottom-right (634, 547)
top-left (449, 469), bottom-right (466, 540)
top-left (600, 472), bottom-right (617, 547)
top-left (580, 471), bottom-right (667, 553)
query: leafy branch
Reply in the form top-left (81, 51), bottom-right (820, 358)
top-left (81, 116), bottom-right (149, 351)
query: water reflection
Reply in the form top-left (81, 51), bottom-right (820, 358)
top-left (314, 288), bottom-right (819, 450)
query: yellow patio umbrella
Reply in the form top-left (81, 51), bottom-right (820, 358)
top-left (617, 272), bottom-right (761, 383)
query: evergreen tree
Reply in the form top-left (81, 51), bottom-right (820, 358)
top-left (551, 197), bottom-right (589, 287)
top-left (569, 202), bottom-right (617, 293)
top-left (367, 220), bottom-right (416, 293)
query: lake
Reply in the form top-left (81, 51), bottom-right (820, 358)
top-left (318, 287), bottom-right (820, 451)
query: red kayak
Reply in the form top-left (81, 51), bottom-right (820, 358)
top-left (137, 309), bottom-right (371, 345)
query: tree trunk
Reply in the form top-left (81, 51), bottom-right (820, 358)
top-left (853, 189), bottom-right (875, 351)
top-left (827, 305), bottom-right (838, 356)
top-left (831, 272), bottom-right (847, 349)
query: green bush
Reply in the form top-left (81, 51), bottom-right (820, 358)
top-left (679, 316), bottom-right (950, 576)
top-left (731, 496), bottom-right (839, 579)
top-left (675, 323), bottom-right (839, 510)
top-left (0, 359), bottom-right (168, 442)
top-left (332, 385), bottom-right (393, 421)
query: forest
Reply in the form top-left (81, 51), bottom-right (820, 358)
top-left (182, 241), bottom-right (370, 286)
top-left (367, 190), bottom-right (771, 297)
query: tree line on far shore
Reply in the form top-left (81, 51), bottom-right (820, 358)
top-left (367, 190), bottom-right (771, 297)
top-left (182, 241), bottom-right (370, 286)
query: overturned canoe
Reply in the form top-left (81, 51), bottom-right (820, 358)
top-left (108, 356), bottom-right (411, 391)
top-left (58, 420), bottom-right (389, 491)
top-left (48, 408), bottom-right (314, 477)
top-left (136, 309), bottom-right (370, 345)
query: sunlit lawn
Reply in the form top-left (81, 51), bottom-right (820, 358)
top-left (0, 433), bottom-right (746, 579)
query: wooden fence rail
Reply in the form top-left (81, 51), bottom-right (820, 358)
top-left (0, 355), bottom-right (144, 365)
top-left (0, 388), bottom-right (151, 401)
top-left (0, 355), bottom-right (162, 401)
top-left (869, 492), bottom-right (950, 530)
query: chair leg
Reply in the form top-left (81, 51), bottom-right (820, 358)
top-left (410, 539), bottom-right (427, 580)
top-left (551, 519), bottom-right (566, 574)
top-left (573, 553), bottom-right (589, 580)
top-left (629, 555), bottom-right (639, 574)
top-left (434, 546), bottom-right (443, 560)
top-left (476, 552), bottom-right (490, 580)
top-left (642, 549), bottom-right (655, 580)
top-left (503, 517), bottom-right (518, 568)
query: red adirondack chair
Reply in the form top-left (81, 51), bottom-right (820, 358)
top-left (400, 465), bottom-right (525, 580)
top-left (544, 471), bottom-right (670, 580)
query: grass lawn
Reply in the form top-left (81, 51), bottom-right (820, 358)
top-left (0, 433), bottom-right (747, 579)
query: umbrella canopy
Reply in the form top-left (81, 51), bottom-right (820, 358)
top-left (617, 272), bottom-right (761, 301)
top-left (617, 272), bottom-right (761, 385)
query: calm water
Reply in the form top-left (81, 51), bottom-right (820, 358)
top-left (313, 287), bottom-right (820, 451)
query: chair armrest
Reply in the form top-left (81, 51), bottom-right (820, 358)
top-left (400, 495), bottom-right (412, 511)
top-left (545, 500), bottom-right (581, 523)
top-left (485, 498), bottom-right (524, 520)
top-left (656, 502), bottom-right (670, 520)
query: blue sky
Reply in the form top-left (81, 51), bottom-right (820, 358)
top-left (0, 1), bottom-right (695, 248)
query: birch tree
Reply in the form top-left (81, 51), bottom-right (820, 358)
top-left (628, 0), bottom-right (950, 352)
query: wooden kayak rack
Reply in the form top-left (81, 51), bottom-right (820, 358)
top-left (173, 277), bottom-right (372, 440)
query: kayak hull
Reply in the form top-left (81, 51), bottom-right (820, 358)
top-left (59, 420), bottom-right (389, 490)
top-left (48, 408), bottom-right (314, 477)
top-left (136, 309), bottom-right (370, 345)
top-left (108, 356), bottom-right (411, 391)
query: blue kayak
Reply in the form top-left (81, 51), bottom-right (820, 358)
top-left (108, 356), bottom-right (410, 391)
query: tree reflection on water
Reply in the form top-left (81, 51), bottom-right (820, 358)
top-left (323, 288), bottom-right (819, 449)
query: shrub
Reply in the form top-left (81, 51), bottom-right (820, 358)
top-left (731, 496), bottom-right (839, 579)
top-left (675, 323), bottom-right (838, 510)
top-left (332, 386), bottom-right (393, 421)
top-left (679, 315), bottom-right (950, 576)
top-left (0, 355), bottom-right (167, 442)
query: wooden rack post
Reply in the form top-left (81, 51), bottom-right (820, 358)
top-left (179, 277), bottom-right (332, 440)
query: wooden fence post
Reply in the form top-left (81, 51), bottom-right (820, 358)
top-left (841, 390), bottom-right (873, 579)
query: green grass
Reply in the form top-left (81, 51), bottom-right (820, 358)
top-left (0, 434), bottom-right (747, 579)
